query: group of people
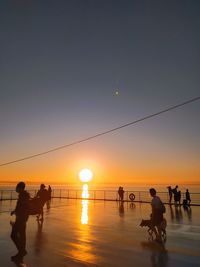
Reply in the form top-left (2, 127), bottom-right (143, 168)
top-left (117, 185), bottom-right (192, 244)
top-left (118, 185), bottom-right (166, 243)
top-left (167, 185), bottom-right (191, 206)
top-left (10, 182), bottom-right (52, 263)
top-left (10, 182), bottom-right (192, 262)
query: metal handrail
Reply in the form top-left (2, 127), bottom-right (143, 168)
top-left (0, 189), bottom-right (199, 205)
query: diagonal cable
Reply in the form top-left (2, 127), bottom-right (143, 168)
top-left (0, 96), bottom-right (199, 167)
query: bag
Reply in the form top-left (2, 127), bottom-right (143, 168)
top-left (183, 199), bottom-right (187, 206)
top-left (28, 198), bottom-right (43, 215)
top-left (159, 201), bottom-right (166, 213)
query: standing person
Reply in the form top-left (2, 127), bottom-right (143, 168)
top-left (177, 190), bottom-right (181, 205)
top-left (167, 186), bottom-right (172, 204)
top-left (46, 185), bottom-right (52, 209)
top-left (186, 189), bottom-right (191, 206)
top-left (172, 185), bottom-right (179, 205)
top-left (36, 184), bottom-right (49, 220)
top-left (118, 187), bottom-right (122, 201)
top-left (47, 185), bottom-right (52, 201)
top-left (120, 187), bottom-right (125, 201)
top-left (10, 182), bottom-right (30, 262)
top-left (149, 188), bottom-right (166, 243)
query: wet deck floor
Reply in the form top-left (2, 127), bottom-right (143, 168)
top-left (0, 199), bottom-right (200, 267)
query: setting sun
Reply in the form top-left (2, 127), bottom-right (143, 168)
top-left (79, 168), bottom-right (93, 183)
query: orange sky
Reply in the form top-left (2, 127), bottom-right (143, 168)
top-left (0, 138), bottom-right (199, 185)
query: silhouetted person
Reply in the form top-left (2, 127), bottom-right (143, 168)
top-left (47, 185), bottom-right (52, 200)
top-left (177, 190), bottom-right (181, 205)
top-left (186, 189), bottom-right (191, 206)
top-left (167, 186), bottom-right (172, 204)
top-left (149, 188), bottom-right (165, 243)
top-left (172, 185), bottom-right (178, 205)
top-left (118, 187), bottom-right (121, 201)
top-left (46, 185), bottom-right (52, 209)
top-left (36, 184), bottom-right (49, 220)
top-left (118, 186), bottom-right (125, 201)
top-left (121, 187), bottom-right (125, 201)
top-left (10, 182), bottom-right (30, 262)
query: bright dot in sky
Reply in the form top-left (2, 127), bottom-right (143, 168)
top-left (115, 90), bottom-right (119, 96)
top-left (79, 168), bottom-right (93, 183)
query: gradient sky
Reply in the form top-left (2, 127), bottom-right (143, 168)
top-left (0, 0), bottom-right (200, 185)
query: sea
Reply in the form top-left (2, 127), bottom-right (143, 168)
top-left (0, 183), bottom-right (200, 193)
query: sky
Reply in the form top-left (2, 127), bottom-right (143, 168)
top-left (0, 0), bottom-right (200, 185)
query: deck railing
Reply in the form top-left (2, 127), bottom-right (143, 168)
top-left (0, 189), bottom-right (199, 205)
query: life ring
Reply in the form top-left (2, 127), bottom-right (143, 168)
top-left (129, 193), bottom-right (135, 201)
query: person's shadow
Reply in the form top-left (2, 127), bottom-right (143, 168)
top-left (129, 202), bottom-right (136, 209)
top-left (174, 205), bottom-right (183, 223)
top-left (141, 241), bottom-right (168, 267)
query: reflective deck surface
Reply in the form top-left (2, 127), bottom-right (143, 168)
top-left (0, 199), bottom-right (199, 267)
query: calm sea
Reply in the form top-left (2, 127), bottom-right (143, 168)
top-left (0, 183), bottom-right (200, 193)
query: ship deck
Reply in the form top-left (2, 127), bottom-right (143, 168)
top-left (0, 199), bottom-right (199, 267)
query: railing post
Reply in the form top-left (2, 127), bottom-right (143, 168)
top-left (76, 190), bottom-right (77, 199)
top-left (60, 189), bottom-right (62, 198)
top-left (11, 191), bottom-right (13, 200)
top-left (139, 192), bottom-right (141, 202)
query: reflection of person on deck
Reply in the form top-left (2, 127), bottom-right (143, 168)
top-left (174, 205), bottom-right (183, 222)
top-left (34, 219), bottom-right (44, 255)
top-left (119, 201), bottom-right (124, 217)
top-left (183, 205), bottom-right (192, 222)
top-left (151, 246), bottom-right (168, 267)
top-left (169, 205), bottom-right (174, 222)
top-left (141, 241), bottom-right (168, 267)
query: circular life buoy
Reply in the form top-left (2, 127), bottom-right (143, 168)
top-left (129, 193), bottom-right (135, 201)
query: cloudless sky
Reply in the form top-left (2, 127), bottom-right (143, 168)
top-left (0, 0), bottom-right (200, 185)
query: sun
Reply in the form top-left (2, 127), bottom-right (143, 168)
top-left (79, 168), bottom-right (93, 183)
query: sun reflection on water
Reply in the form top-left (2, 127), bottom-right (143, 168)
top-left (81, 184), bottom-right (89, 224)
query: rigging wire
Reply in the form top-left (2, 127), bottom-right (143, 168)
top-left (0, 96), bottom-right (199, 167)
